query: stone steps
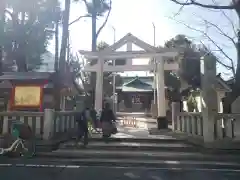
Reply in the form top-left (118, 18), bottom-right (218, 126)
top-left (37, 149), bottom-right (240, 162)
top-left (59, 141), bottom-right (199, 152)
top-left (30, 137), bottom-right (240, 169)
top-left (34, 148), bottom-right (240, 170)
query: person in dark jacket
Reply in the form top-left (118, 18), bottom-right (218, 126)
top-left (76, 106), bottom-right (91, 146)
top-left (100, 103), bottom-right (116, 142)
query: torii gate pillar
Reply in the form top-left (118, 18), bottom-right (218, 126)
top-left (94, 57), bottom-right (104, 113)
top-left (156, 57), bottom-right (167, 129)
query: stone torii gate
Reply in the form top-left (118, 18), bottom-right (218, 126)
top-left (79, 33), bottom-right (180, 129)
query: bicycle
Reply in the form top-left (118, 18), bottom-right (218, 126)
top-left (0, 121), bottom-right (36, 158)
top-left (87, 120), bottom-right (101, 136)
top-left (0, 137), bottom-right (28, 155)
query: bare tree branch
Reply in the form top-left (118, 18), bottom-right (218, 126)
top-left (169, 0), bottom-right (235, 10)
top-left (220, 9), bottom-right (238, 37)
top-left (211, 0), bottom-right (238, 38)
top-left (192, 10), bottom-right (237, 76)
top-left (96, 0), bottom-right (112, 39)
top-left (199, 40), bottom-right (236, 76)
top-left (69, 15), bottom-right (91, 26)
top-left (168, 16), bottom-right (236, 77)
top-left (195, 15), bottom-right (237, 47)
top-left (172, 4), bottom-right (185, 17)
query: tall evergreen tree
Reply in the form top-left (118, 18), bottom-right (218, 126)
top-left (1, 0), bottom-right (60, 71)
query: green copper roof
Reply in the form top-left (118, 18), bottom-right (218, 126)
top-left (121, 86), bottom-right (153, 92)
top-left (122, 76), bottom-right (153, 87)
top-left (117, 76), bottom-right (154, 92)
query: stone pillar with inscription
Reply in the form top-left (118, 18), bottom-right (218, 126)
top-left (201, 55), bottom-right (218, 143)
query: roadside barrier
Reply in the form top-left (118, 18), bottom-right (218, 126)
top-left (120, 117), bottom-right (137, 127)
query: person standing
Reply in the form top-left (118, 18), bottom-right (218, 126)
top-left (75, 105), bottom-right (90, 146)
top-left (100, 103), bottom-right (116, 142)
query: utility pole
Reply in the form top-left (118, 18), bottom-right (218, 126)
top-left (152, 22), bottom-right (157, 104)
top-left (152, 23), bottom-right (156, 46)
top-left (112, 26), bottom-right (116, 43)
top-left (54, 19), bottom-right (59, 71)
top-left (112, 26), bottom-right (116, 113)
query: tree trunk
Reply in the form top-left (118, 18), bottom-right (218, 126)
top-left (54, 20), bottom-right (59, 71)
top-left (89, 0), bottom-right (98, 106)
top-left (234, 29), bottom-right (240, 90)
top-left (16, 47), bottom-right (27, 72)
top-left (55, 0), bottom-right (70, 110)
top-left (59, 0), bottom-right (70, 73)
top-left (91, 0), bottom-right (97, 51)
top-left (91, 15), bottom-right (97, 51)
top-left (16, 20), bottom-right (27, 72)
top-left (0, 2), bottom-right (5, 75)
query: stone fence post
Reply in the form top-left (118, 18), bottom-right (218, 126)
top-left (172, 102), bottom-right (180, 131)
top-left (43, 109), bottom-right (55, 140)
top-left (201, 55), bottom-right (218, 144)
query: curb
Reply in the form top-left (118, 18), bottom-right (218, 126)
top-left (60, 143), bottom-right (200, 152)
top-left (23, 157), bottom-right (240, 170)
top-left (71, 137), bottom-right (185, 143)
top-left (36, 150), bottom-right (240, 162)
top-left (150, 130), bottom-right (240, 151)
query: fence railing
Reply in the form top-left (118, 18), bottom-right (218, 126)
top-left (175, 111), bottom-right (240, 141)
top-left (53, 111), bottom-right (77, 138)
top-left (214, 113), bottom-right (240, 140)
top-left (0, 111), bottom-right (44, 139)
top-left (0, 110), bottom-right (77, 141)
top-left (177, 112), bottom-right (203, 136)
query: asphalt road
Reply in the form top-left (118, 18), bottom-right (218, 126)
top-left (0, 121), bottom-right (239, 179)
top-left (1, 165), bottom-right (240, 180)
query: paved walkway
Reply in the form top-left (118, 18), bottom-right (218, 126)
top-left (1, 165), bottom-right (239, 180)
top-left (116, 114), bottom-right (173, 130)
top-left (89, 121), bottom-right (173, 140)
top-left (113, 125), bottom-right (174, 139)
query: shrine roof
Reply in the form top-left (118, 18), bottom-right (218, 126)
top-left (116, 75), bottom-right (231, 93)
top-left (215, 75), bottom-right (231, 92)
top-left (117, 76), bottom-right (160, 92)
top-left (121, 86), bottom-right (153, 92)
top-left (123, 76), bottom-right (153, 86)
top-left (0, 72), bottom-right (52, 80)
top-left (0, 72), bottom-right (84, 94)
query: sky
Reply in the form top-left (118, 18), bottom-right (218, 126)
top-left (49, 0), bottom-right (238, 79)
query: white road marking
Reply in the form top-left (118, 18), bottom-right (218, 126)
top-left (119, 142), bottom-right (140, 146)
top-left (0, 163), bottom-right (240, 172)
top-left (124, 172), bottom-right (140, 179)
top-left (164, 161), bottom-right (180, 164)
top-left (0, 164), bottom-right (11, 167)
top-left (150, 176), bottom-right (163, 180)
